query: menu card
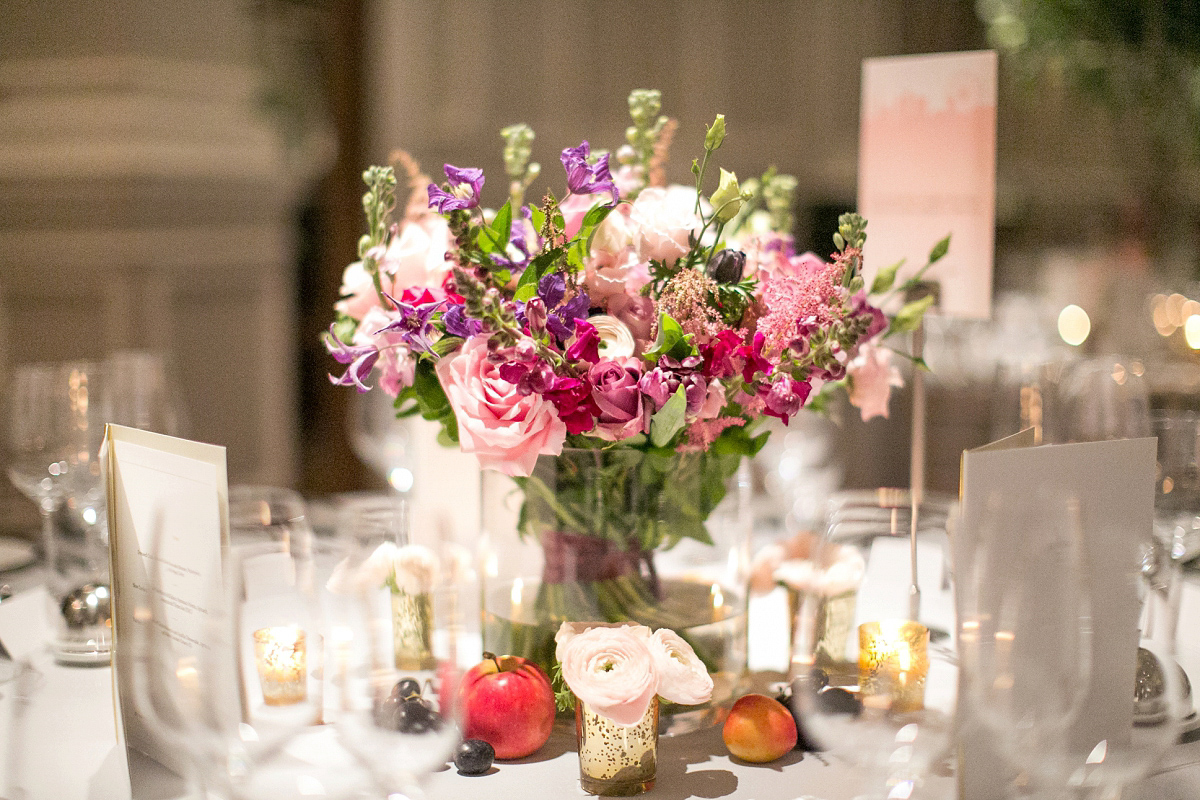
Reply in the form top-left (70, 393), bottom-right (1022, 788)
top-left (103, 424), bottom-right (228, 781)
top-left (956, 433), bottom-right (1154, 799)
top-left (858, 50), bottom-right (997, 319)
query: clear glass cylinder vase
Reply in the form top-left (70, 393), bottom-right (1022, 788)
top-left (480, 448), bottom-right (749, 734)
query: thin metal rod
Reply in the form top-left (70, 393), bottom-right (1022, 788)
top-left (909, 317), bottom-right (925, 623)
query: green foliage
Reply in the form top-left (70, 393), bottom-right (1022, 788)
top-left (649, 387), bottom-right (687, 448)
top-left (394, 360), bottom-right (458, 445)
top-left (642, 313), bottom-right (697, 363)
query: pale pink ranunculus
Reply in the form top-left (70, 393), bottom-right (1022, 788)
top-left (554, 620), bottom-right (652, 664)
top-left (436, 334), bottom-right (567, 476)
top-left (847, 343), bottom-right (904, 422)
top-left (558, 624), bottom-right (659, 726)
top-left (379, 213), bottom-right (453, 292)
top-left (647, 629), bottom-right (713, 706)
top-left (630, 185), bottom-right (703, 265)
top-left (608, 294), bottom-right (656, 349)
top-left (392, 544), bottom-right (438, 594)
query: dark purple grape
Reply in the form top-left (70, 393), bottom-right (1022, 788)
top-left (454, 739), bottom-right (495, 775)
top-left (391, 678), bottom-right (422, 701)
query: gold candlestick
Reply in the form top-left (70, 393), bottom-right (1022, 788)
top-left (253, 626), bottom-right (307, 706)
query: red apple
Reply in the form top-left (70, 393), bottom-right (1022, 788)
top-left (458, 653), bottom-right (555, 759)
top-left (722, 693), bottom-right (798, 763)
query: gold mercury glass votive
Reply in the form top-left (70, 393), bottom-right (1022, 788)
top-left (575, 697), bottom-right (659, 796)
top-left (253, 626), bottom-right (307, 706)
top-left (391, 590), bottom-right (435, 670)
top-left (788, 587), bottom-right (859, 669)
top-left (857, 620), bottom-right (929, 713)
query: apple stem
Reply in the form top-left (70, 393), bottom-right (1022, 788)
top-left (483, 651), bottom-right (500, 670)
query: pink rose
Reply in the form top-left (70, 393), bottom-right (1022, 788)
top-left (647, 629), bottom-right (713, 706)
top-left (631, 186), bottom-right (703, 265)
top-left (436, 335), bottom-right (567, 476)
top-left (608, 294), bottom-right (656, 348)
top-left (335, 261), bottom-right (388, 320)
top-left (588, 357), bottom-right (647, 441)
top-left (585, 208), bottom-right (640, 305)
top-left (557, 624), bottom-right (659, 726)
top-left (378, 214), bottom-right (453, 291)
top-left (847, 343), bottom-right (904, 422)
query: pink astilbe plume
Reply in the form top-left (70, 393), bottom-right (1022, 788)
top-left (757, 256), bottom-right (847, 356)
top-left (681, 416), bottom-right (746, 453)
top-left (656, 269), bottom-right (726, 341)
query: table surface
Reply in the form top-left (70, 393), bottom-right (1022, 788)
top-left (6, 550), bottom-right (1200, 799)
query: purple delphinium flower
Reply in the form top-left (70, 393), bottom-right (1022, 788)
top-left (427, 164), bottom-right (485, 213)
top-left (560, 141), bottom-right (619, 205)
top-left (538, 273), bottom-right (566, 308)
top-left (326, 326), bottom-right (379, 393)
top-left (441, 304), bottom-right (483, 339)
top-left (374, 294), bottom-right (444, 355)
top-left (547, 292), bottom-right (590, 341)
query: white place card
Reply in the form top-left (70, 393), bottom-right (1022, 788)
top-left (956, 434), bottom-right (1155, 799)
top-left (103, 424), bottom-right (228, 782)
top-left (858, 50), bottom-right (997, 319)
top-left (0, 585), bottom-right (51, 662)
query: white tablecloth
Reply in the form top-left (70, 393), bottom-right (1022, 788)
top-left (6, 558), bottom-right (1200, 799)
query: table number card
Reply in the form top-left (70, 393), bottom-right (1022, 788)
top-left (956, 434), bottom-right (1155, 800)
top-left (103, 424), bottom-right (228, 782)
top-left (858, 50), bottom-right (997, 319)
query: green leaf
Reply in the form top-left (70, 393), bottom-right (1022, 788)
top-left (430, 335), bottom-right (464, 357)
top-left (928, 234), bottom-right (951, 265)
top-left (642, 313), bottom-right (697, 363)
top-left (513, 246), bottom-right (563, 301)
top-left (870, 258), bottom-right (905, 294)
top-left (581, 203), bottom-right (613, 229)
top-left (650, 387), bottom-right (687, 448)
top-left (530, 206), bottom-right (546, 231)
top-left (886, 294), bottom-right (936, 336)
top-left (489, 200), bottom-right (513, 248)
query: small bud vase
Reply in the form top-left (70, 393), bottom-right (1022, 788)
top-left (575, 697), bottom-right (659, 796)
top-left (391, 589), bottom-right (435, 670)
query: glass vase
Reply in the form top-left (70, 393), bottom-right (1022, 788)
top-left (480, 448), bottom-right (749, 734)
top-left (575, 697), bottom-right (659, 796)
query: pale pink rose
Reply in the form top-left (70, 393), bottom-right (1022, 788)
top-left (631, 185), bottom-right (703, 265)
top-left (623, 260), bottom-right (653, 294)
top-left (558, 624), bottom-right (659, 726)
top-left (608, 294), bottom-right (656, 348)
top-left (554, 620), bottom-right (652, 664)
top-left (560, 192), bottom-right (606, 239)
top-left (436, 334), bottom-right (567, 476)
top-left (335, 261), bottom-right (387, 320)
top-left (647, 629), bottom-right (713, 706)
top-left (585, 208), bottom-right (640, 305)
top-left (847, 343), bottom-right (904, 422)
top-left (379, 214), bottom-right (453, 291)
top-left (353, 307), bottom-right (416, 397)
top-left (392, 544), bottom-right (438, 594)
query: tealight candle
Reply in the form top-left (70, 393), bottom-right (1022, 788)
top-left (253, 626), bottom-right (307, 706)
top-left (857, 620), bottom-right (929, 713)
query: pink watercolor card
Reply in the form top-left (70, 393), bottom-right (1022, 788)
top-left (858, 50), bottom-right (997, 319)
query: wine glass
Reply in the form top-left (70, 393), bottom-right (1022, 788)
top-left (4, 361), bottom-right (113, 663)
top-left (348, 387), bottom-right (417, 494)
top-left (228, 485), bottom-right (311, 548)
top-left (956, 489), bottom-right (1093, 797)
top-left (1060, 356), bottom-right (1151, 443)
top-left (1066, 533), bottom-right (1187, 798)
top-left (329, 495), bottom-right (466, 798)
top-left (129, 509), bottom-right (349, 799)
top-left (787, 536), bottom-right (957, 800)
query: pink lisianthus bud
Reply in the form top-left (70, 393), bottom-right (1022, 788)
top-left (847, 343), bottom-right (903, 422)
top-left (525, 297), bottom-right (548, 333)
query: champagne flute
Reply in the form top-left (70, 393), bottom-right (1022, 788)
top-left (329, 496), bottom-right (466, 798)
top-left (957, 490), bottom-right (1093, 797)
top-left (1060, 356), bottom-right (1151, 443)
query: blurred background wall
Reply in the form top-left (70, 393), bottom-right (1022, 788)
top-left (3, 0), bottom-right (1199, 534)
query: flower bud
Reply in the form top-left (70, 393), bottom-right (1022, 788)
top-left (525, 297), bottom-right (547, 332)
top-left (704, 114), bottom-right (726, 151)
top-left (709, 169), bottom-right (744, 223)
top-left (705, 249), bottom-right (746, 284)
top-left (514, 338), bottom-right (538, 363)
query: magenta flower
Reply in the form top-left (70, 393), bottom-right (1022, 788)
top-left (761, 374), bottom-right (811, 424)
top-left (638, 367), bottom-right (679, 412)
top-left (566, 320), bottom-right (601, 364)
top-left (560, 141), bottom-right (619, 205)
top-left (737, 332), bottom-right (774, 385)
top-left (851, 290), bottom-right (888, 339)
top-left (427, 164), bottom-right (485, 213)
top-left (544, 376), bottom-right (599, 435)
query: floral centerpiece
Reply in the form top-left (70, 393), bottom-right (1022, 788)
top-left (327, 90), bottom-right (944, 691)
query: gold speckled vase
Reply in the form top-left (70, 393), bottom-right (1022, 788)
top-left (575, 697), bottom-right (659, 796)
top-left (391, 589), bottom-right (435, 670)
